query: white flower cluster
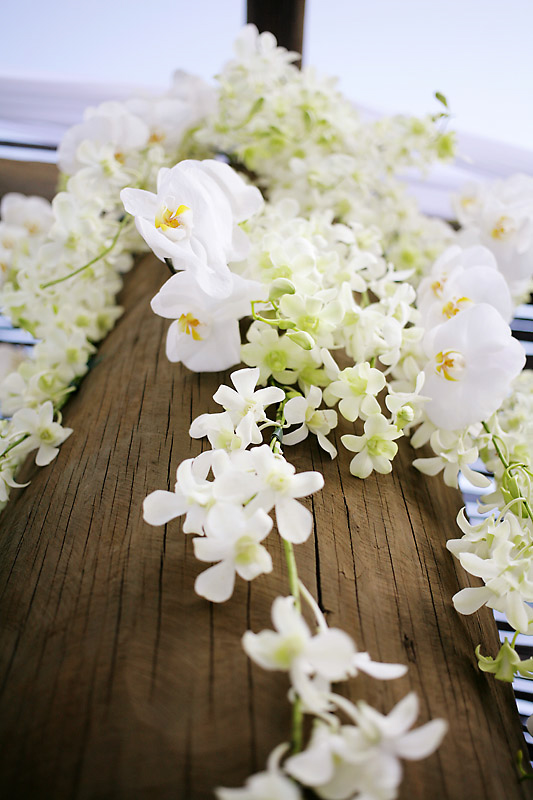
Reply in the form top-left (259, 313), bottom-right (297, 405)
top-left (0, 72), bottom-right (216, 506)
top-left (5, 19), bottom-right (533, 798)
top-left (409, 178), bottom-right (533, 681)
top-left (144, 367), bottom-right (446, 799)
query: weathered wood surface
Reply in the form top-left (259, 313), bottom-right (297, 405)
top-left (0, 160), bottom-right (531, 799)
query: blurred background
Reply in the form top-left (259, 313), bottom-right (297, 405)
top-left (1, 0), bottom-right (532, 160)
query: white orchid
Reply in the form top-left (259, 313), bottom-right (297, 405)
top-left (121, 159), bottom-right (263, 297)
top-left (150, 270), bottom-right (262, 372)
top-left (421, 303), bottom-right (525, 430)
top-left (418, 246), bottom-right (512, 330)
top-left (0, 193), bottom-right (54, 238)
top-left (189, 410), bottom-right (253, 451)
top-left (454, 174), bottom-right (533, 291)
top-left (143, 450), bottom-right (218, 534)
top-left (58, 101), bottom-right (149, 177)
top-left (244, 446), bottom-right (324, 543)
top-left (241, 323), bottom-right (321, 385)
top-left (217, 745), bottom-right (301, 800)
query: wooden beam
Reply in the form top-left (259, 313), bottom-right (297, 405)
top-left (0, 161), bottom-right (530, 798)
top-left (247, 0), bottom-right (306, 61)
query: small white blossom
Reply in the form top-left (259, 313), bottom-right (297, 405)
top-left (194, 505), bottom-right (273, 602)
top-left (324, 362), bottom-right (386, 422)
top-left (212, 367), bottom-right (284, 443)
top-left (10, 401), bottom-right (72, 466)
top-left (341, 415), bottom-right (402, 479)
top-left (285, 693), bottom-right (447, 800)
top-left (284, 386), bottom-right (338, 457)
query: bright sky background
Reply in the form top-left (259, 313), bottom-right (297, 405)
top-left (2, 0), bottom-right (533, 150)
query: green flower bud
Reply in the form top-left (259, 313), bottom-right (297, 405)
top-left (269, 278), bottom-right (296, 302)
top-left (286, 330), bottom-right (315, 350)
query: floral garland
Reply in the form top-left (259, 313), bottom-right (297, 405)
top-left (2, 22), bottom-right (533, 798)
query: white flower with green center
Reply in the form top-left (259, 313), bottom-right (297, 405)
top-left (278, 291), bottom-right (343, 348)
top-left (324, 362), bottom-right (386, 422)
top-left (193, 505), bottom-right (273, 603)
top-left (451, 513), bottom-right (533, 633)
top-left (341, 414), bottom-right (402, 479)
top-left (422, 303), bottom-right (525, 431)
top-left (241, 323), bottom-right (321, 385)
top-left (189, 410), bottom-right (252, 452)
top-left (413, 428), bottom-right (489, 489)
top-left (285, 693), bottom-right (447, 800)
top-left (10, 401), bottom-right (72, 466)
top-left (385, 372), bottom-right (427, 431)
top-left (244, 596), bottom-right (355, 713)
top-left (143, 450), bottom-right (220, 534)
top-left (283, 385), bottom-right (338, 457)
top-left (0, 193), bottom-right (54, 238)
top-left (212, 367), bottom-right (285, 444)
top-left (244, 445), bottom-right (324, 543)
top-left (58, 101), bottom-right (150, 176)
top-left (243, 596), bottom-right (406, 714)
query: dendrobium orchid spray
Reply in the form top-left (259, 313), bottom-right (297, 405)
top-left (1, 23), bottom-right (533, 798)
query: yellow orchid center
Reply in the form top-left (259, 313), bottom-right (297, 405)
top-left (148, 130), bottom-right (165, 144)
top-left (435, 350), bottom-right (465, 382)
top-left (491, 215), bottom-right (514, 240)
top-left (155, 204), bottom-right (190, 231)
top-left (430, 276), bottom-right (446, 297)
top-left (442, 296), bottom-right (471, 319)
top-left (178, 313), bottom-right (202, 341)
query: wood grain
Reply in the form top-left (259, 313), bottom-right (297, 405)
top-left (0, 161), bottom-right (531, 798)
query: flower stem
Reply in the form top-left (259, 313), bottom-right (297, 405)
top-left (482, 420), bottom-right (533, 525)
top-left (270, 400), bottom-right (304, 754)
top-left (40, 215), bottom-right (131, 289)
top-left (283, 540), bottom-right (303, 754)
top-left (0, 433), bottom-right (29, 461)
top-left (283, 539), bottom-right (301, 614)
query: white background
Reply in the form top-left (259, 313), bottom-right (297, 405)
top-left (1, 0), bottom-right (532, 150)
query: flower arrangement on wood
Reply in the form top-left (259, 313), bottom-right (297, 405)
top-left (1, 22), bottom-right (533, 799)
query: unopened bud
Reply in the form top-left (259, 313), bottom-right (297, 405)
top-left (286, 330), bottom-right (315, 350)
top-left (269, 278), bottom-right (296, 302)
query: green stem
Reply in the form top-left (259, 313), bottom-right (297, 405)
top-left (283, 540), bottom-right (301, 614)
top-left (270, 403), bottom-right (304, 754)
top-left (511, 630), bottom-right (519, 648)
top-left (516, 749), bottom-right (533, 782)
top-left (283, 537), bottom-right (303, 755)
top-left (0, 433), bottom-right (30, 461)
top-left (482, 420), bottom-right (533, 525)
top-left (40, 215), bottom-right (131, 289)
